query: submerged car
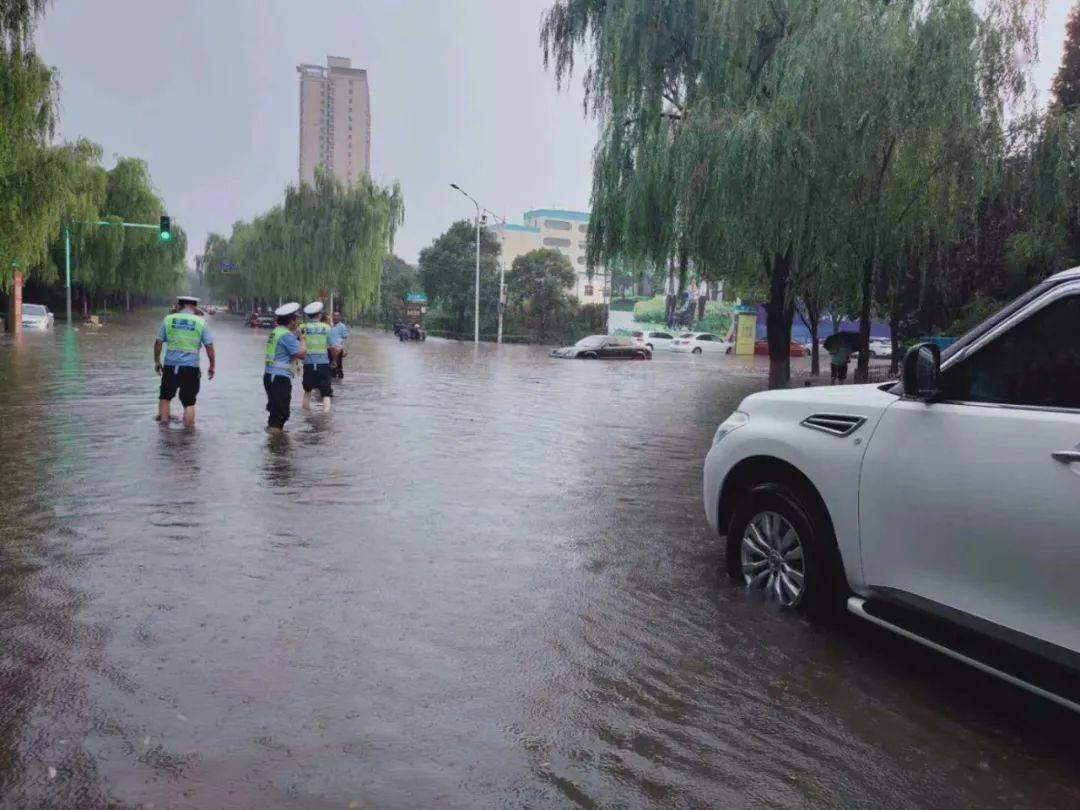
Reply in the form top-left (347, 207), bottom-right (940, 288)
top-left (631, 330), bottom-right (676, 352)
top-left (703, 266), bottom-right (1080, 711)
top-left (670, 332), bottom-right (732, 354)
top-left (753, 339), bottom-right (808, 357)
top-left (551, 335), bottom-right (650, 360)
top-left (21, 303), bottom-right (54, 329)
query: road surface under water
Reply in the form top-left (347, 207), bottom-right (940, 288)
top-left (0, 314), bottom-right (1078, 808)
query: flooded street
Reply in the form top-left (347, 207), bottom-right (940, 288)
top-left (1, 313), bottom-right (1079, 808)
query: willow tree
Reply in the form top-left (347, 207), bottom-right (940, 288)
top-left (543, 0), bottom-right (1039, 387)
top-left (0, 0), bottom-right (57, 300)
top-left (204, 169), bottom-right (403, 313)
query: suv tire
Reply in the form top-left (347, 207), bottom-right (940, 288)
top-left (725, 482), bottom-right (841, 620)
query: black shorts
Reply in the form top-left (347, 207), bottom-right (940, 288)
top-left (159, 365), bottom-right (201, 407)
top-left (302, 363), bottom-right (333, 397)
top-left (264, 373), bottom-right (292, 429)
top-left (831, 362), bottom-right (848, 381)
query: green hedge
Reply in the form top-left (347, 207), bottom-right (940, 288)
top-left (610, 296), bottom-right (650, 311)
top-left (632, 295), bottom-right (668, 324)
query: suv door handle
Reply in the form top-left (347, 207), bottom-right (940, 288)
top-left (1051, 450), bottom-right (1080, 463)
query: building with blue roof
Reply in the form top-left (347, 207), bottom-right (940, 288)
top-left (490, 209), bottom-right (609, 304)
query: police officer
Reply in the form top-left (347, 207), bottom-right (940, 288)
top-left (300, 301), bottom-right (334, 412)
top-left (330, 310), bottom-right (349, 379)
top-left (154, 295), bottom-right (215, 427)
top-left (264, 302), bottom-right (307, 433)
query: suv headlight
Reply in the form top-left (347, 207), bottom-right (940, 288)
top-left (712, 411), bottom-right (749, 446)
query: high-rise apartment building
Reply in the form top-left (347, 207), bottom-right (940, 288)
top-left (297, 56), bottom-right (371, 186)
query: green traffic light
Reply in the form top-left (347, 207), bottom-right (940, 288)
top-left (159, 231), bottom-right (172, 242)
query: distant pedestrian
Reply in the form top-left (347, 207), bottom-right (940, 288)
top-left (154, 295), bottom-right (215, 427)
top-left (330, 311), bottom-right (349, 379)
top-left (830, 343), bottom-right (851, 384)
top-left (264, 302), bottom-right (306, 433)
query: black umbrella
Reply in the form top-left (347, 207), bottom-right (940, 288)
top-left (824, 331), bottom-right (860, 352)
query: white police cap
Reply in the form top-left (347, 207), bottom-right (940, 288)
top-left (274, 302), bottom-right (301, 317)
top-left (177, 295), bottom-right (200, 304)
top-left (303, 301), bottom-right (324, 316)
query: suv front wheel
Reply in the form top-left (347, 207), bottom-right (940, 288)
top-left (725, 482), bottom-right (840, 619)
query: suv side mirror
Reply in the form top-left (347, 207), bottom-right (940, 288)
top-left (902, 342), bottom-right (941, 401)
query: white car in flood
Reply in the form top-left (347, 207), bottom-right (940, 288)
top-left (631, 330), bottom-right (676, 353)
top-left (703, 266), bottom-right (1080, 711)
top-left (670, 332), bottom-right (732, 354)
top-left (21, 304), bottom-right (54, 329)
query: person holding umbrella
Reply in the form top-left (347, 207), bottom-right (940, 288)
top-left (824, 332), bottom-right (858, 385)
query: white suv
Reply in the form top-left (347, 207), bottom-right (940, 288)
top-left (703, 267), bottom-right (1080, 710)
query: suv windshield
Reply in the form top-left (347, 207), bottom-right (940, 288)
top-left (23, 304), bottom-right (46, 316)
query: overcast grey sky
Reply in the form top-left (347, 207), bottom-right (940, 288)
top-left (35, 0), bottom-right (1073, 267)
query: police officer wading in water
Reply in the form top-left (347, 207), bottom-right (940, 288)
top-left (154, 295), bottom-right (215, 427)
top-left (300, 301), bottom-right (334, 413)
top-left (264, 302), bottom-right (307, 433)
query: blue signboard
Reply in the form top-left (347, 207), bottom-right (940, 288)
top-left (404, 293), bottom-right (428, 303)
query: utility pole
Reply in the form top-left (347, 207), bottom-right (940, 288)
top-left (483, 208), bottom-right (508, 344)
top-left (450, 183), bottom-right (482, 344)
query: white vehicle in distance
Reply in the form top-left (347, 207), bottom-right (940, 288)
top-left (670, 332), bottom-right (732, 354)
top-left (864, 337), bottom-right (893, 358)
top-left (703, 266), bottom-right (1080, 711)
top-left (21, 303), bottom-right (54, 329)
top-left (631, 330), bottom-right (676, 353)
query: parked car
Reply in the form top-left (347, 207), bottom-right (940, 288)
top-left (551, 335), bottom-right (650, 360)
top-left (753, 339), bottom-right (808, 357)
top-left (631, 330), bottom-right (676, 353)
top-left (866, 337), bottom-right (893, 358)
top-left (248, 313), bottom-right (275, 328)
top-left (21, 303), bottom-right (54, 329)
top-left (670, 332), bottom-right (732, 354)
top-left (703, 266), bottom-right (1080, 711)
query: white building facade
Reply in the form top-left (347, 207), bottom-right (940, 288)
top-left (492, 209), bottom-right (608, 305)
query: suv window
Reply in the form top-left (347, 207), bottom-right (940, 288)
top-left (940, 294), bottom-right (1080, 409)
top-left (653, 332), bottom-right (672, 340)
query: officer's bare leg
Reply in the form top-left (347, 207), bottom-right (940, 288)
top-left (157, 399), bottom-right (171, 422)
top-left (182, 405), bottom-right (196, 427)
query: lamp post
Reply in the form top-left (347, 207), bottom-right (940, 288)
top-left (450, 183), bottom-right (481, 344)
top-left (482, 207), bottom-right (508, 344)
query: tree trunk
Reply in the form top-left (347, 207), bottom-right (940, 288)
top-left (798, 294), bottom-right (822, 377)
top-left (125, 290), bottom-right (131, 312)
top-left (889, 310), bottom-right (901, 377)
top-left (5, 271), bottom-right (23, 335)
top-left (855, 257), bottom-right (874, 383)
top-left (664, 261), bottom-right (676, 325)
top-left (764, 252), bottom-right (794, 389)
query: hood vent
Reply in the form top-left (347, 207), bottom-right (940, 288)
top-left (801, 413), bottom-right (866, 437)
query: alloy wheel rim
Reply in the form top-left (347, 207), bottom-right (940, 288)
top-left (741, 511), bottom-right (805, 607)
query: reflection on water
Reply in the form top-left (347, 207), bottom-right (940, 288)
top-left (0, 314), bottom-right (1078, 807)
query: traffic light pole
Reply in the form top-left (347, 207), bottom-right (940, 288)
top-left (64, 227), bottom-right (72, 327)
top-left (64, 218), bottom-right (170, 326)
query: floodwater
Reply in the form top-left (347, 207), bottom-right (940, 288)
top-left (0, 313), bottom-right (1078, 809)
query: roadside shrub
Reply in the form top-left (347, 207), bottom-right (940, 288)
top-left (610, 296), bottom-right (648, 311)
top-left (696, 301), bottom-right (733, 336)
top-left (632, 295), bottom-right (667, 323)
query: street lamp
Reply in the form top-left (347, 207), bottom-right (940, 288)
top-left (482, 207), bottom-right (508, 344)
top-left (450, 183), bottom-right (481, 345)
